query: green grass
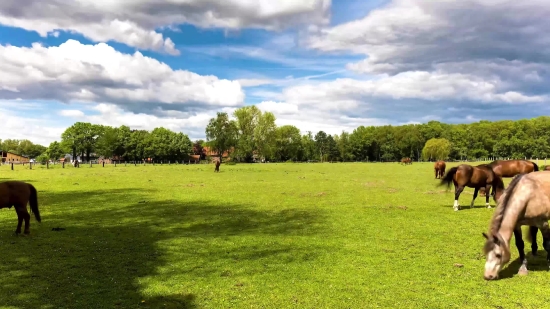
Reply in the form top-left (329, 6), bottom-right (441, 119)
top-left (1, 161), bottom-right (550, 308)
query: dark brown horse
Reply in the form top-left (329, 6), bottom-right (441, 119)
top-left (214, 160), bottom-right (221, 172)
top-left (434, 160), bottom-right (446, 179)
top-left (0, 181), bottom-right (41, 234)
top-left (439, 164), bottom-right (504, 211)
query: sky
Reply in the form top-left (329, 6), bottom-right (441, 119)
top-left (1, 0), bottom-right (550, 146)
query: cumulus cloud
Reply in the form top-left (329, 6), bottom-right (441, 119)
top-left (0, 0), bottom-right (330, 54)
top-left (307, 0), bottom-right (550, 74)
top-left (0, 39), bottom-right (245, 112)
top-left (0, 103), bottom-right (66, 146)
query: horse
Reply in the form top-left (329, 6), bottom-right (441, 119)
top-left (481, 159), bottom-right (541, 241)
top-left (214, 160), bottom-right (221, 172)
top-left (434, 160), bottom-right (446, 179)
top-left (0, 181), bottom-right (41, 234)
top-left (486, 159), bottom-right (538, 178)
top-left (439, 164), bottom-right (505, 211)
top-left (401, 157), bottom-right (412, 165)
top-left (482, 171), bottom-right (550, 280)
top-left (543, 165), bottom-right (550, 171)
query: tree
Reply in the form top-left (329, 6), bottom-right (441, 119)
top-left (205, 112), bottom-right (238, 161)
top-left (274, 125), bottom-right (302, 161)
top-left (46, 141), bottom-right (65, 161)
top-left (233, 106), bottom-right (261, 162)
top-left (314, 131), bottom-right (328, 161)
top-left (193, 140), bottom-right (206, 160)
top-left (254, 111), bottom-right (277, 161)
top-left (422, 138), bottom-right (451, 161)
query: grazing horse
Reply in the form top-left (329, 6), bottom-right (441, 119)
top-left (434, 160), bottom-right (446, 179)
top-left (401, 157), bottom-right (412, 165)
top-left (482, 172), bottom-right (550, 280)
top-left (0, 181), bottom-right (41, 234)
top-left (439, 164), bottom-right (504, 211)
top-left (214, 160), bottom-right (221, 172)
top-left (486, 159), bottom-right (538, 178)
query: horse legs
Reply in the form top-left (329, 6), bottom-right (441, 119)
top-left (435, 168), bottom-right (438, 179)
top-left (14, 209), bottom-right (23, 234)
top-left (470, 187), bottom-right (479, 208)
top-left (539, 221), bottom-right (550, 267)
top-left (530, 226), bottom-right (539, 256)
top-left (485, 185), bottom-right (492, 208)
top-left (22, 210), bottom-right (30, 234)
top-left (453, 184), bottom-right (464, 211)
top-left (513, 228), bottom-right (529, 275)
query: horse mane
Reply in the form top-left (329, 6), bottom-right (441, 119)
top-left (490, 173), bottom-right (525, 233)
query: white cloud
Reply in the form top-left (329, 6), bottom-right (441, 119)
top-left (0, 105), bottom-right (65, 146)
top-left (59, 109), bottom-right (85, 117)
top-left (0, 39), bottom-right (245, 110)
top-left (0, 0), bottom-right (331, 54)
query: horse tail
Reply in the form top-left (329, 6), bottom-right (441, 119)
top-left (532, 162), bottom-right (539, 172)
top-left (28, 184), bottom-right (41, 222)
top-left (439, 167), bottom-right (458, 189)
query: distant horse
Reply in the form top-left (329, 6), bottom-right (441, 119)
top-left (214, 160), bottom-right (221, 172)
top-left (401, 157), bottom-right (412, 165)
top-left (439, 164), bottom-right (504, 211)
top-left (543, 165), bottom-right (550, 171)
top-left (434, 160), bottom-right (446, 179)
top-left (482, 172), bottom-right (550, 280)
top-left (0, 181), bottom-right (41, 234)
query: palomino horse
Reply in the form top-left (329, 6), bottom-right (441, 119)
top-left (482, 171), bottom-right (550, 280)
top-left (214, 160), bottom-right (221, 172)
top-left (434, 160), bottom-right (446, 179)
top-left (0, 181), bottom-right (41, 234)
top-left (439, 164), bottom-right (505, 211)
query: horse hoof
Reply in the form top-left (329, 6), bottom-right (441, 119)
top-left (518, 267), bottom-right (529, 276)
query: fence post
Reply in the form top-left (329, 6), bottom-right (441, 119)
top-left (30, 162), bottom-right (32, 170)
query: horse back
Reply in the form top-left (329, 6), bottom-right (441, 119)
top-left (0, 181), bottom-right (31, 208)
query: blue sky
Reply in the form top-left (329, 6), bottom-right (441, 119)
top-left (1, 0), bottom-right (549, 146)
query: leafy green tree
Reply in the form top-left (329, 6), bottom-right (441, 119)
top-left (274, 125), bottom-right (302, 161)
top-left (422, 138), bottom-right (451, 161)
top-left (46, 141), bottom-right (65, 161)
top-left (205, 112), bottom-right (238, 161)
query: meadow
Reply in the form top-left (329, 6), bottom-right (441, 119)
top-left (1, 161), bottom-right (550, 308)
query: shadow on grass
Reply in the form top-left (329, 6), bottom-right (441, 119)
top-left (497, 250), bottom-right (550, 280)
top-left (439, 205), bottom-right (493, 210)
top-left (0, 188), bottom-right (325, 308)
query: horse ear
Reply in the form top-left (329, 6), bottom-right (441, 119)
top-left (493, 234), bottom-right (500, 245)
top-left (482, 232), bottom-right (489, 239)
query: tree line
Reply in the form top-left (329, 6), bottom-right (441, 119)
top-left (8, 108), bottom-right (550, 164)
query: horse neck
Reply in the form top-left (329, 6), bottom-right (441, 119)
top-left (495, 188), bottom-right (531, 244)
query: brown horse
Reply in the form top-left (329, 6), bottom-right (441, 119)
top-left (214, 160), bottom-right (221, 172)
top-left (401, 157), bottom-right (412, 165)
top-left (543, 165), bottom-right (550, 171)
top-left (434, 160), bottom-right (446, 179)
top-left (0, 181), bottom-right (41, 234)
top-left (439, 164), bottom-right (504, 211)
top-left (482, 172), bottom-right (550, 280)
top-left (486, 159), bottom-right (538, 177)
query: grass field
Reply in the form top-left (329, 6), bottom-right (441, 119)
top-left (1, 161), bottom-right (550, 308)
